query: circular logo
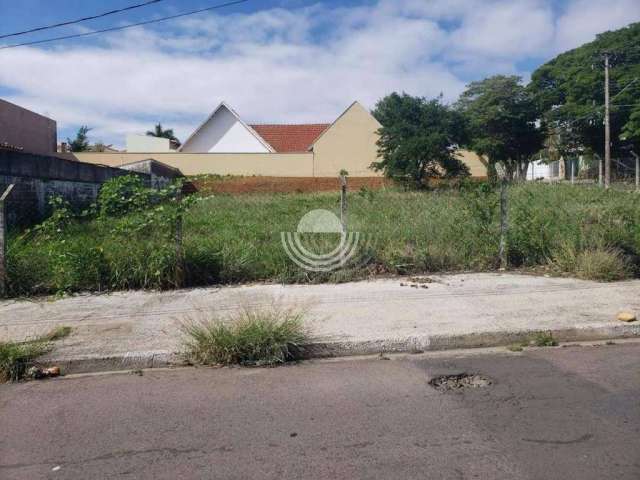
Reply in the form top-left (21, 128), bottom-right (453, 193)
top-left (281, 209), bottom-right (362, 272)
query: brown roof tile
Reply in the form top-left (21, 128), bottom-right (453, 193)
top-left (250, 123), bottom-right (330, 153)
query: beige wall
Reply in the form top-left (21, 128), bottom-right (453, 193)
top-left (66, 152), bottom-right (314, 177)
top-left (126, 134), bottom-right (171, 153)
top-left (68, 102), bottom-right (487, 180)
top-left (311, 102), bottom-right (382, 177)
top-left (458, 150), bottom-right (488, 178)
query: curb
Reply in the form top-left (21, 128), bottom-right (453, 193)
top-left (41, 323), bottom-right (640, 375)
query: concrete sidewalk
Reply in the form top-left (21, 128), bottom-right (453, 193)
top-left (1, 273), bottom-right (639, 372)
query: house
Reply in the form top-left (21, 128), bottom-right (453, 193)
top-left (176, 101), bottom-right (383, 178)
top-left (0, 98), bottom-right (57, 156)
top-left (67, 100), bottom-right (488, 187)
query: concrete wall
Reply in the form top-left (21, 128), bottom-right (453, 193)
top-left (311, 102), bottom-right (383, 177)
top-left (0, 151), bottom-right (149, 226)
top-left (66, 152), bottom-right (314, 177)
top-left (0, 99), bottom-right (57, 155)
top-left (126, 134), bottom-right (171, 153)
top-left (118, 159), bottom-right (183, 188)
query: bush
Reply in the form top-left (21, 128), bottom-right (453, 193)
top-left (181, 305), bottom-right (308, 366)
top-left (98, 175), bottom-right (156, 217)
top-left (575, 248), bottom-right (630, 282)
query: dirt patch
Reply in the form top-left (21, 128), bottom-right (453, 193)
top-left (429, 373), bottom-right (492, 392)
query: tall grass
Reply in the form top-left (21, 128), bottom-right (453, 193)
top-left (5, 183), bottom-right (640, 296)
top-left (181, 305), bottom-right (308, 366)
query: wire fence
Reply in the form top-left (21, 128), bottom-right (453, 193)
top-left (527, 155), bottom-right (640, 190)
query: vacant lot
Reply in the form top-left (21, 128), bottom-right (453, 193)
top-left (5, 183), bottom-right (640, 296)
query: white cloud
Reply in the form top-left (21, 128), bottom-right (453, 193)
top-left (0, 0), bottom-right (638, 147)
top-left (554, 0), bottom-right (640, 52)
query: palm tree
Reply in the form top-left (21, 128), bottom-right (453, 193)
top-left (146, 123), bottom-right (181, 148)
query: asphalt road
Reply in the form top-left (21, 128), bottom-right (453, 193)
top-left (1, 343), bottom-right (639, 480)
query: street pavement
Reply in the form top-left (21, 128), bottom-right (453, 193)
top-left (1, 342), bottom-right (639, 479)
top-left (1, 273), bottom-right (639, 369)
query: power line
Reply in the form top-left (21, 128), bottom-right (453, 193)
top-left (0, 0), bottom-right (248, 50)
top-left (0, 0), bottom-right (165, 40)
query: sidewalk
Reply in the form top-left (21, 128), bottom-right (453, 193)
top-left (1, 273), bottom-right (639, 373)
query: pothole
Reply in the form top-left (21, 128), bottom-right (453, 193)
top-left (429, 373), bottom-right (492, 392)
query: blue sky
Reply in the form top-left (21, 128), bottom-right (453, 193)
top-left (1, 0), bottom-right (639, 147)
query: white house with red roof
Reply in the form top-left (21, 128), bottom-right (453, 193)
top-left (86, 101), bottom-right (488, 181)
top-left (179, 101), bottom-right (354, 155)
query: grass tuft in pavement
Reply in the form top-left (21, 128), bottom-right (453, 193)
top-left (0, 340), bottom-right (51, 382)
top-left (531, 332), bottom-right (558, 347)
top-left (181, 305), bottom-right (308, 367)
top-left (43, 325), bottom-right (73, 341)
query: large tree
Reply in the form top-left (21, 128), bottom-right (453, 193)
top-left (529, 22), bottom-right (640, 159)
top-left (621, 107), bottom-right (640, 151)
top-left (371, 93), bottom-right (469, 187)
top-left (66, 126), bottom-right (91, 152)
top-left (146, 123), bottom-right (181, 147)
top-left (456, 75), bottom-right (545, 180)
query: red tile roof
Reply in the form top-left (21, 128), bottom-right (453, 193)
top-left (250, 124), bottom-right (330, 153)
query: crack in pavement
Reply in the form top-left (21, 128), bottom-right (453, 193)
top-left (521, 433), bottom-right (593, 445)
top-left (0, 445), bottom-right (232, 472)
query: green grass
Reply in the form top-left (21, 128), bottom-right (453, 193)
top-left (530, 332), bottom-right (559, 347)
top-left (5, 182), bottom-right (640, 296)
top-left (181, 305), bottom-right (308, 366)
top-left (0, 340), bottom-right (51, 382)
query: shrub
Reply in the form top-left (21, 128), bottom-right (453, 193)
top-left (98, 175), bottom-right (156, 217)
top-left (181, 305), bottom-right (308, 366)
top-left (575, 248), bottom-right (630, 282)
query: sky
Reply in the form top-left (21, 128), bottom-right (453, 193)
top-left (1, 0), bottom-right (639, 148)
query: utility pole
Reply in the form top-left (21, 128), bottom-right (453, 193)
top-left (604, 53), bottom-right (611, 188)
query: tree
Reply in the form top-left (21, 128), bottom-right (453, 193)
top-left (371, 93), bottom-right (469, 187)
top-left (456, 75), bottom-right (545, 180)
top-left (146, 123), bottom-right (181, 147)
top-left (621, 106), bottom-right (640, 150)
top-left (529, 22), bottom-right (640, 159)
top-left (66, 126), bottom-right (91, 152)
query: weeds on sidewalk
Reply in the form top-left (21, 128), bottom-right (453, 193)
top-left (0, 326), bottom-right (72, 382)
top-left (181, 304), bottom-right (308, 366)
top-left (0, 340), bottom-right (51, 382)
top-left (43, 325), bottom-right (73, 341)
top-left (531, 332), bottom-right (558, 347)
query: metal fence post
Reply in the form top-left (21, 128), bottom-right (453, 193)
top-left (632, 151), bottom-right (639, 192)
top-left (498, 177), bottom-right (508, 270)
top-left (571, 159), bottom-right (575, 185)
top-left (339, 174), bottom-right (348, 266)
top-left (174, 189), bottom-right (184, 288)
top-left (0, 184), bottom-right (15, 297)
top-left (339, 174), bottom-right (348, 234)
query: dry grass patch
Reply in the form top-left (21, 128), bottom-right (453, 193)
top-left (181, 304), bottom-right (309, 366)
top-left (575, 248), bottom-right (630, 282)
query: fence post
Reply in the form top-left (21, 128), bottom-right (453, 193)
top-left (632, 151), bottom-right (639, 192)
top-left (571, 158), bottom-right (575, 185)
top-left (498, 177), bottom-right (508, 270)
top-left (596, 153), bottom-right (603, 187)
top-left (0, 184), bottom-right (15, 297)
top-left (339, 174), bottom-right (347, 234)
top-left (339, 174), bottom-right (348, 266)
top-left (174, 189), bottom-right (184, 288)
